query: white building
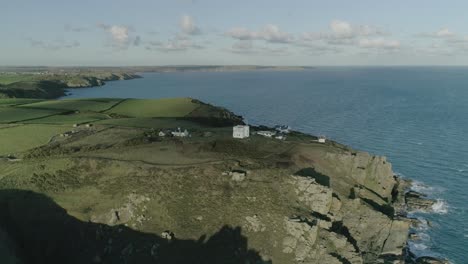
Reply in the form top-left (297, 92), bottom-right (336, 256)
top-left (318, 136), bottom-right (326, 143)
top-left (172, 128), bottom-right (190, 137)
top-left (158, 131), bottom-right (166, 137)
top-left (257, 131), bottom-right (276, 138)
top-left (233, 125), bottom-right (250, 139)
top-left (275, 125), bottom-right (291, 134)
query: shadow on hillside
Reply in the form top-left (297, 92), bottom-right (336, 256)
top-left (0, 189), bottom-right (269, 264)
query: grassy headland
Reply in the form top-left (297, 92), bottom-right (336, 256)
top-left (0, 71), bottom-right (140, 99)
top-left (0, 96), bottom-right (414, 263)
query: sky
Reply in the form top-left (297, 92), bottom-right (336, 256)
top-left (2, 0), bottom-right (468, 66)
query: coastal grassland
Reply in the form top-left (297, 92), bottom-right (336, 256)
top-left (22, 112), bottom-right (109, 124)
top-left (0, 107), bottom-right (64, 123)
top-left (0, 98), bottom-right (43, 107)
top-left (0, 74), bottom-right (37, 85)
top-left (93, 117), bottom-right (204, 129)
top-left (0, 124), bottom-right (70, 155)
top-left (18, 98), bottom-right (124, 112)
top-left (104, 98), bottom-right (200, 118)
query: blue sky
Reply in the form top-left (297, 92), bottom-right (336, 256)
top-left (2, 0), bottom-right (468, 66)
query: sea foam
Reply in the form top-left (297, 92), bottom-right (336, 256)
top-left (431, 199), bottom-right (449, 214)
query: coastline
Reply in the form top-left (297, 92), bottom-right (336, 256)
top-left (0, 95), bottom-right (447, 263)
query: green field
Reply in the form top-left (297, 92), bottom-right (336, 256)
top-left (0, 74), bottom-right (38, 85)
top-left (105, 98), bottom-right (200, 118)
top-left (19, 98), bottom-right (123, 112)
top-left (0, 98), bottom-right (43, 107)
top-left (0, 124), bottom-right (70, 155)
top-left (0, 107), bottom-right (63, 123)
top-left (23, 112), bottom-right (109, 124)
top-left (0, 98), bottom-right (240, 155)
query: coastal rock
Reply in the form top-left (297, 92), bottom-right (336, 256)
top-left (405, 191), bottom-right (436, 211)
top-left (415, 256), bottom-right (450, 264)
top-left (339, 199), bottom-right (409, 262)
top-left (90, 194), bottom-right (149, 226)
top-left (289, 175), bottom-right (333, 216)
top-left (244, 215), bottom-right (266, 232)
top-left (282, 218), bottom-right (318, 262)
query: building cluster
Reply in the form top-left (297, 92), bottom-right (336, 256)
top-left (158, 127), bottom-right (190, 138)
top-left (232, 124), bottom-right (293, 141)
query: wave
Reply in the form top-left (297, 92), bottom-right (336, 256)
top-left (432, 199), bottom-right (449, 214)
top-left (410, 180), bottom-right (434, 194)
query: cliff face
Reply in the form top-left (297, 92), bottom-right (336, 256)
top-left (0, 134), bottom-right (409, 263)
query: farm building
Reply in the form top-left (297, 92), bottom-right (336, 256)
top-left (233, 125), bottom-right (250, 139)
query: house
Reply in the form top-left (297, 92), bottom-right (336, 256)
top-left (275, 125), bottom-right (291, 134)
top-left (318, 136), bottom-right (326, 143)
top-left (257, 131), bottom-right (276, 138)
top-left (171, 128), bottom-right (190, 137)
top-left (275, 135), bottom-right (286, 140)
top-left (233, 125), bottom-right (250, 139)
top-left (158, 131), bottom-right (166, 137)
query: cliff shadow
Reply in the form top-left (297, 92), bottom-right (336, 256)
top-left (294, 167), bottom-right (330, 187)
top-left (0, 189), bottom-right (269, 264)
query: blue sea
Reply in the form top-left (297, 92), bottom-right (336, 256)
top-left (65, 67), bottom-right (468, 263)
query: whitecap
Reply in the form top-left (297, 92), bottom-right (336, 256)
top-left (431, 199), bottom-right (449, 214)
top-left (411, 180), bottom-right (434, 193)
top-left (409, 241), bottom-right (428, 251)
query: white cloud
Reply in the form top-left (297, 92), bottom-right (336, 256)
top-left (180, 15), bottom-right (201, 35)
top-left (330, 20), bottom-right (354, 38)
top-left (109, 25), bottom-right (130, 43)
top-left (227, 40), bottom-right (289, 55)
top-left (146, 35), bottom-right (204, 52)
top-left (418, 28), bottom-right (456, 38)
top-left (328, 20), bottom-right (385, 40)
top-left (359, 38), bottom-right (401, 49)
top-left (435, 28), bottom-right (455, 38)
top-left (226, 24), bottom-right (294, 43)
top-left (98, 23), bottom-right (140, 49)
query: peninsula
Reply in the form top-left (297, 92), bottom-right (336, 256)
top-left (0, 96), bottom-right (435, 263)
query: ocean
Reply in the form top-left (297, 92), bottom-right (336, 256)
top-left (65, 67), bottom-right (468, 263)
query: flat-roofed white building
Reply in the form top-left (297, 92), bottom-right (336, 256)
top-left (257, 131), bottom-right (276, 138)
top-left (233, 125), bottom-right (250, 139)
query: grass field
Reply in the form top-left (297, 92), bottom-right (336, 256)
top-left (0, 124), bottom-right (70, 155)
top-left (0, 98), bottom-right (43, 107)
top-left (19, 99), bottom-right (123, 112)
top-left (0, 107), bottom-right (63, 123)
top-left (105, 98), bottom-right (200, 118)
top-left (0, 74), bottom-right (38, 85)
top-left (23, 112), bottom-right (109, 124)
top-left (94, 117), bottom-right (203, 129)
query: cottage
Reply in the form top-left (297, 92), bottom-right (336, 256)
top-left (275, 135), bottom-right (286, 140)
top-left (318, 136), bottom-right (326, 143)
top-left (257, 131), bottom-right (276, 138)
top-left (233, 125), bottom-right (250, 139)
